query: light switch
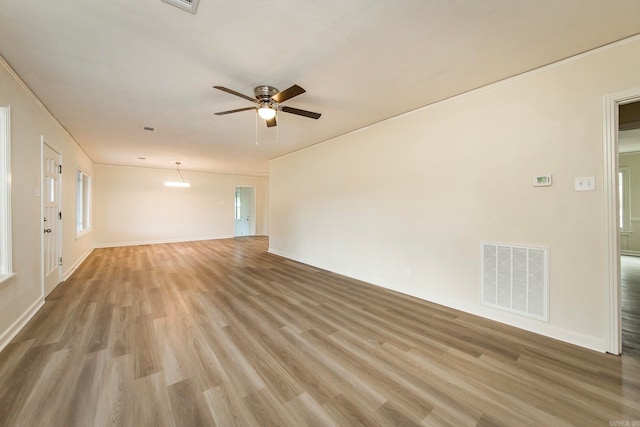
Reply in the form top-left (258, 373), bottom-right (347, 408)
top-left (575, 177), bottom-right (595, 191)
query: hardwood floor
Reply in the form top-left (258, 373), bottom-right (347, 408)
top-left (621, 256), bottom-right (640, 357)
top-left (0, 237), bottom-right (639, 426)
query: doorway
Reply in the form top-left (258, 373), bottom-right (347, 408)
top-left (234, 186), bottom-right (256, 237)
top-left (42, 141), bottom-right (62, 295)
top-left (605, 90), bottom-right (640, 354)
top-left (617, 100), bottom-right (640, 356)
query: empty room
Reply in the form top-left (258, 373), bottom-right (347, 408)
top-left (1, 1), bottom-right (640, 426)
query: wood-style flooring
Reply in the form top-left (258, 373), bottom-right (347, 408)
top-left (621, 256), bottom-right (640, 357)
top-left (0, 236), bottom-right (639, 426)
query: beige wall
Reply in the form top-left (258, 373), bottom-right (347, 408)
top-left (0, 57), bottom-right (94, 348)
top-left (94, 164), bottom-right (268, 247)
top-left (270, 37), bottom-right (640, 352)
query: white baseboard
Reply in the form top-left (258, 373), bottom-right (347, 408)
top-left (94, 235), bottom-right (234, 248)
top-left (63, 247), bottom-right (94, 281)
top-left (0, 297), bottom-right (45, 353)
top-left (267, 247), bottom-right (606, 353)
top-left (412, 292), bottom-right (606, 352)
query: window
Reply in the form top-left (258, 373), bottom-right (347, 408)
top-left (76, 169), bottom-right (91, 235)
top-left (0, 106), bottom-right (12, 284)
top-left (235, 189), bottom-right (241, 220)
top-left (619, 167), bottom-right (631, 232)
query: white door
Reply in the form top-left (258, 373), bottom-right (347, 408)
top-left (234, 187), bottom-right (256, 237)
top-left (43, 142), bottom-right (62, 294)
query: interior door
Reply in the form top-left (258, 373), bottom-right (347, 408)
top-left (234, 187), bottom-right (256, 237)
top-left (43, 142), bottom-right (62, 294)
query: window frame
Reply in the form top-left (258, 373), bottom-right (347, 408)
top-left (75, 167), bottom-right (91, 237)
top-left (0, 106), bottom-right (13, 285)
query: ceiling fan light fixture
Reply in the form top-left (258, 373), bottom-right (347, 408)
top-left (257, 105), bottom-right (276, 120)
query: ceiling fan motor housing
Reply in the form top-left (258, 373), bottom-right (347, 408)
top-left (254, 85), bottom-right (279, 101)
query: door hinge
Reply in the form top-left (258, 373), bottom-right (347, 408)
top-left (59, 257), bottom-right (63, 266)
top-left (58, 164), bottom-right (62, 174)
top-left (59, 211), bottom-right (62, 220)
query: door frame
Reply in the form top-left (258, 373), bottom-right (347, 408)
top-left (41, 137), bottom-right (62, 296)
top-left (603, 88), bottom-right (640, 354)
top-left (234, 185), bottom-right (257, 237)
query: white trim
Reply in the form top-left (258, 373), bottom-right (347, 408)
top-left (63, 247), bottom-right (94, 281)
top-left (94, 235), bottom-right (233, 248)
top-left (0, 272), bottom-right (16, 289)
top-left (0, 298), bottom-right (45, 353)
top-left (423, 293), bottom-right (605, 352)
top-left (75, 167), bottom-right (91, 237)
top-left (41, 139), bottom-right (63, 296)
top-left (603, 88), bottom-right (640, 355)
top-left (40, 139), bottom-right (44, 297)
top-left (0, 106), bottom-right (12, 283)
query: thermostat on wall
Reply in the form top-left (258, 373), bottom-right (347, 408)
top-left (533, 174), bottom-right (552, 187)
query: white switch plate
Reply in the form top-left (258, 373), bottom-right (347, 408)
top-left (575, 176), bottom-right (595, 191)
top-left (533, 174), bottom-right (552, 187)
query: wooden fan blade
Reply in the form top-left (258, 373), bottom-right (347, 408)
top-left (281, 106), bottom-right (321, 120)
top-left (213, 86), bottom-right (257, 103)
top-left (214, 107), bottom-right (256, 115)
top-left (272, 85), bottom-right (305, 103)
top-left (266, 117), bottom-right (277, 127)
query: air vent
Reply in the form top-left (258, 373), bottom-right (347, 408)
top-left (161, 0), bottom-right (199, 14)
top-left (481, 242), bottom-right (549, 321)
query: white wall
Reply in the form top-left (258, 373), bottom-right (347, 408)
top-left (94, 164), bottom-right (268, 247)
top-left (270, 36), bottom-right (640, 352)
top-left (0, 57), bottom-right (94, 349)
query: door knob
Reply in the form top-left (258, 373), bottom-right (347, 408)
top-left (44, 228), bottom-right (52, 233)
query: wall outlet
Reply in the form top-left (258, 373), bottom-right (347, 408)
top-left (404, 266), bottom-right (412, 277)
top-left (575, 177), bottom-right (595, 191)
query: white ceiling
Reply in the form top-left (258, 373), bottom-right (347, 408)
top-left (1, 1), bottom-right (640, 176)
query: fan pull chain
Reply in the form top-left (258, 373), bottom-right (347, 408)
top-left (276, 114), bottom-right (279, 144)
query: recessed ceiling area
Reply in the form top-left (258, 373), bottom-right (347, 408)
top-left (1, 1), bottom-right (640, 176)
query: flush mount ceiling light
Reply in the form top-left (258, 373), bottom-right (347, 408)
top-left (165, 161), bottom-right (191, 188)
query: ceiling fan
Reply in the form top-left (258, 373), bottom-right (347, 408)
top-left (213, 84), bottom-right (321, 127)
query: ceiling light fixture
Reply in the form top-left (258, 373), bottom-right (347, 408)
top-left (257, 103), bottom-right (276, 120)
top-left (165, 161), bottom-right (191, 188)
